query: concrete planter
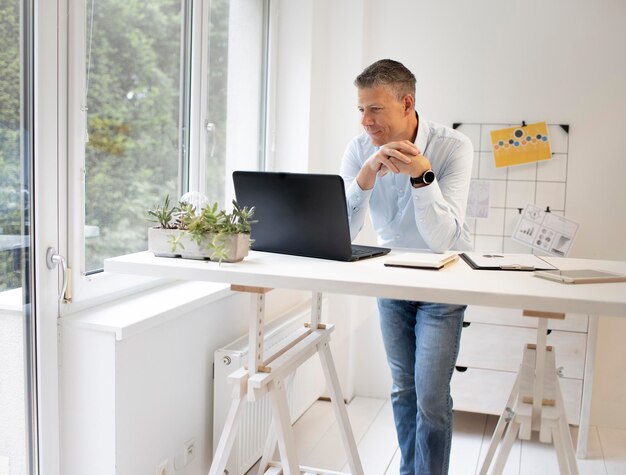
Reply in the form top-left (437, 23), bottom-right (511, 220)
top-left (148, 228), bottom-right (179, 257)
top-left (148, 227), bottom-right (250, 262)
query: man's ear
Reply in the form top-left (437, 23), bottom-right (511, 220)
top-left (402, 94), bottom-right (415, 113)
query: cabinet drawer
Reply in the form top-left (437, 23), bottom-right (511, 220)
top-left (457, 323), bottom-right (586, 379)
top-left (465, 306), bottom-right (588, 333)
top-left (451, 367), bottom-right (582, 425)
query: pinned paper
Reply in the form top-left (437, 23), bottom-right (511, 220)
top-left (512, 204), bottom-right (579, 256)
top-left (466, 180), bottom-right (491, 219)
top-left (491, 122), bottom-right (552, 168)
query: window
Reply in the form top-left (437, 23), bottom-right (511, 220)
top-left (66, 0), bottom-right (269, 303)
top-left (0, 1), bottom-right (37, 473)
top-left (196, 0), bottom-right (269, 204)
top-left (204, 0), bottom-right (230, 204)
top-left (79, 0), bottom-right (186, 274)
top-left (0, 0), bottom-right (24, 292)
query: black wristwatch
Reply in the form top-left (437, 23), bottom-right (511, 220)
top-left (410, 169), bottom-right (435, 188)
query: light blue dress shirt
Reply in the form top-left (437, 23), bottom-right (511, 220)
top-left (340, 115), bottom-right (474, 253)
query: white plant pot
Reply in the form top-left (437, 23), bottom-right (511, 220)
top-left (148, 227), bottom-right (250, 262)
top-left (148, 228), bottom-right (180, 257)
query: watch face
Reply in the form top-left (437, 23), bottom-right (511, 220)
top-left (423, 170), bottom-right (435, 184)
top-left (410, 169), bottom-right (435, 187)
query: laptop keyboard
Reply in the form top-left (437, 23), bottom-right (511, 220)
top-left (351, 244), bottom-right (388, 256)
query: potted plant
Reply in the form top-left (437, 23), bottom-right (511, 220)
top-left (147, 194), bottom-right (255, 262)
top-left (147, 194), bottom-right (181, 258)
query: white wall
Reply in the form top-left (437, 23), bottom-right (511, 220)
top-left (0, 294), bottom-right (26, 475)
top-left (273, 0), bottom-right (626, 428)
top-left (307, 0), bottom-right (626, 261)
top-left (271, 0), bottom-right (365, 174)
top-left (269, 0), bottom-right (314, 172)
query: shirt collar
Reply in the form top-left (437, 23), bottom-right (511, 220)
top-left (414, 111), bottom-right (429, 152)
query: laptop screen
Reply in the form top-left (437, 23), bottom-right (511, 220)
top-left (232, 171), bottom-right (355, 260)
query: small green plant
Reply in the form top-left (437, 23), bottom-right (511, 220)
top-left (174, 200), bottom-right (255, 258)
top-left (146, 195), bottom-right (179, 229)
top-left (148, 195), bottom-right (256, 262)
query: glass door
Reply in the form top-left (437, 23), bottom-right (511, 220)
top-left (0, 0), bottom-right (37, 473)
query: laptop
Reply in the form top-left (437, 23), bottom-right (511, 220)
top-left (232, 171), bottom-right (390, 261)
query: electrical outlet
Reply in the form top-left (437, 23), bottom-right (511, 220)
top-left (155, 459), bottom-right (168, 475)
top-left (183, 438), bottom-right (196, 465)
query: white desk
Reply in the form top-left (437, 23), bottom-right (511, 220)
top-left (105, 250), bottom-right (626, 316)
top-left (104, 251), bottom-right (626, 317)
top-left (105, 251), bottom-right (626, 474)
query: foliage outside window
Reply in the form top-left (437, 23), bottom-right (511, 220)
top-left (205, 0), bottom-right (230, 205)
top-left (0, 0), bottom-right (22, 291)
top-left (81, 0), bottom-right (233, 274)
top-left (82, 0), bottom-right (186, 273)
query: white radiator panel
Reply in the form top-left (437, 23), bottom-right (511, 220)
top-left (213, 299), bottom-right (326, 474)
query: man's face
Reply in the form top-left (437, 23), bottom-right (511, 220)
top-left (357, 85), bottom-right (407, 147)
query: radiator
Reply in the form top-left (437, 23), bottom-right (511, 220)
top-left (213, 299), bottom-right (327, 474)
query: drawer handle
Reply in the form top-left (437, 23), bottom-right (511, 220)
top-left (455, 366), bottom-right (468, 372)
top-left (462, 322), bottom-right (471, 328)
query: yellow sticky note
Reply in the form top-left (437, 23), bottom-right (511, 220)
top-left (490, 122), bottom-right (552, 168)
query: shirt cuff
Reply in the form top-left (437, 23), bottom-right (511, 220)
top-left (346, 180), bottom-right (373, 212)
top-left (411, 177), bottom-right (444, 207)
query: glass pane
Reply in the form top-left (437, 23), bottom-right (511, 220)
top-left (84, 0), bottom-right (184, 273)
top-left (1, 0), bottom-right (35, 473)
top-left (205, 0), bottom-right (230, 205)
top-left (0, 0), bottom-right (24, 292)
top-left (205, 0), bottom-right (267, 206)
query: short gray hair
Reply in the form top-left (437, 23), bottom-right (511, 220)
top-left (354, 59), bottom-right (416, 101)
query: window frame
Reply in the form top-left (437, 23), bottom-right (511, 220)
top-left (62, 0), bottom-right (271, 312)
top-left (64, 0), bottom-right (171, 311)
top-left (34, 1), bottom-right (64, 473)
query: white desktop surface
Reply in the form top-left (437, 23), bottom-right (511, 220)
top-left (104, 251), bottom-right (626, 317)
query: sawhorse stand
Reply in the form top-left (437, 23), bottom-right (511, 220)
top-left (208, 286), bottom-right (364, 475)
top-left (479, 310), bottom-right (579, 475)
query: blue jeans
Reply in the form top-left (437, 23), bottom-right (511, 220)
top-left (377, 299), bottom-right (466, 475)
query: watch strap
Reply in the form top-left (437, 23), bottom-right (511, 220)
top-left (410, 169), bottom-right (435, 187)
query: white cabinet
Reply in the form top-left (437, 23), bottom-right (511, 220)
top-left (58, 282), bottom-right (250, 475)
top-left (451, 306), bottom-right (595, 426)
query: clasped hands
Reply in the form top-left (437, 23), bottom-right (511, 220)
top-left (368, 140), bottom-right (431, 178)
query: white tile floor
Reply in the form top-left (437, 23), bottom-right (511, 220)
top-left (251, 397), bottom-right (626, 475)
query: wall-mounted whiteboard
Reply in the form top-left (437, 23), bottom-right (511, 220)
top-left (454, 122), bottom-right (570, 254)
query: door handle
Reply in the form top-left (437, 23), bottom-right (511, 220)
top-left (46, 247), bottom-right (69, 302)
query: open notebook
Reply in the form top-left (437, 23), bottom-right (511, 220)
top-left (384, 252), bottom-right (459, 270)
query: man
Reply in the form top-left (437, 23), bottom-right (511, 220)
top-left (340, 59), bottom-right (473, 475)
